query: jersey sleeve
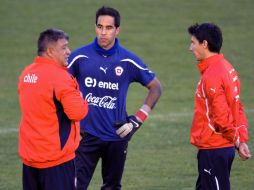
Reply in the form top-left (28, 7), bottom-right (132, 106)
top-left (123, 56), bottom-right (155, 86)
top-left (67, 53), bottom-right (78, 77)
top-left (55, 72), bottom-right (88, 121)
top-left (226, 70), bottom-right (248, 143)
top-left (238, 101), bottom-right (248, 142)
top-left (68, 52), bottom-right (89, 79)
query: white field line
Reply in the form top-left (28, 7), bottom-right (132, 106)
top-left (1, 109), bottom-right (254, 135)
top-left (150, 108), bottom-right (254, 121)
top-left (150, 112), bottom-right (193, 119)
top-left (0, 128), bottom-right (18, 134)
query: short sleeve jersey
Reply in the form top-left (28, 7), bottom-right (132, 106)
top-left (68, 38), bottom-right (155, 141)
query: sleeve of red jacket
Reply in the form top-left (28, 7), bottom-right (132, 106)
top-left (55, 73), bottom-right (88, 121)
top-left (204, 77), bottom-right (240, 144)
top-left (227, 73), bottom-right (248, 143)
top-left (237, 99), bottom-right (248, 143)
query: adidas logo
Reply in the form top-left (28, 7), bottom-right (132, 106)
top-left (24, 73), bottom-right (38, 83)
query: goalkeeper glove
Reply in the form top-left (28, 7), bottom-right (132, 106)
top-left (116, 115), bottom-right (142, 138)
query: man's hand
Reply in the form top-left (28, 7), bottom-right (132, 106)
top-left (237, 142), bottom-right (251, 161)
top-left (116, 116), bottom-right (142, 138)
top-left (116, 123), bottom-right (133, 138)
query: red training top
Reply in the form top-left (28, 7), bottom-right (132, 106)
top-left (191, 54), bottom-right (248, 149)
top-left (18, 56), bottom-right (88, 168)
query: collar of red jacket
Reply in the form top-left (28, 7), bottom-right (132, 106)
top-left (197, 54), bottom-right (224, 74)
top-left (34, 56), bottom-right (67, 70)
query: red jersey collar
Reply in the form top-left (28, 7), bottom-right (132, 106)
top-left (197, 54), bottom-right (224, 74)
top-left (34, 56), bottom-right (67, 70)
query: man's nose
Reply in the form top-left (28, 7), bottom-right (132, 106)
top-left (101, 28), bottom-right (107, 34)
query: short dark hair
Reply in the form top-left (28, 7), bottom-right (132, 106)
top-left (188, 23), bottom-right (223, 53)
top-left (96, 6), bottom-right (120, 28)
top-left (37, 28), bottom-right (69, 56)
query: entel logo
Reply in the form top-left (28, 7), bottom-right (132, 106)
top-left (24, 73), bottom-right (38, 83)
top-left (84, 77), bottom-right (119, 90)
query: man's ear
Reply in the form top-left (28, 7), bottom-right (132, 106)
top-left (202, 40), bottom-right (208, 49)
top-left (45, 47), bottom-right (54, 57)
top-left (116, 26), bottom-right (120, 35)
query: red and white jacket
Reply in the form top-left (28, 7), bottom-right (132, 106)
top-left (18, 56), bottom-right (88, 168)
top-left (191, 54), bottom-right (248, 149)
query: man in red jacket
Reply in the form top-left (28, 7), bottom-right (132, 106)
top-left (18, 28), bottom-right (88, 190)
top-left (188, 23), bottom-right (251, 190)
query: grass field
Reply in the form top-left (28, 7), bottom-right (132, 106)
top-left (1, 0), bottom-right (254, 189)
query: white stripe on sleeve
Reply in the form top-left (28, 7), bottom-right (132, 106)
top-left (120, 58), bottom-right (152, 73)
top-left (67, 55), bottom-right (88, 69)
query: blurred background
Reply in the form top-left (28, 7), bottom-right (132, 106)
top-left (0, 0), bottom-right (254, 189)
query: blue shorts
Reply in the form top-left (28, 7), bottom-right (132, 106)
top-left (195, 146), bottom-right (235, 190)
top-left (75, 133), bottom-right (128, 190)
top-left (23, 159), bottom-right (75, 190)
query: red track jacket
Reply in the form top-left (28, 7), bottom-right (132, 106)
top-left (191, 54), bottom-right (248, 149)
top-left (18, 56), bottom-right (88, 168)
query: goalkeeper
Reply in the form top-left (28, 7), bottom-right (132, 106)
top-left (68, 6), bottom-right (162, 190)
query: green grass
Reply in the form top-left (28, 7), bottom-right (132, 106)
top-left (1, 0), bottom-right (254, 189)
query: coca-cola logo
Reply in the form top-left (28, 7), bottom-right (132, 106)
top-left (85, 93), bottom-right (117, 109)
